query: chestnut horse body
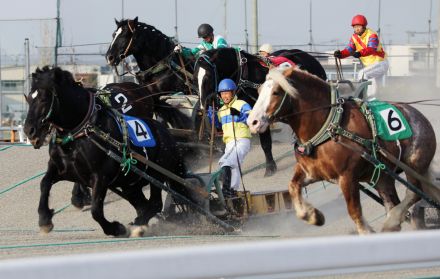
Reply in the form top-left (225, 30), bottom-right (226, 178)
top-left (248, 68), bottom-right (438, 234)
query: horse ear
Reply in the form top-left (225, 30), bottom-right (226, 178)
top-left (115, 18), bottom-right (120, 26)
top-left (133, 16), bottom-right (138, 24)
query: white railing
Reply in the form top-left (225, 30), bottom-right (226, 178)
top-left (1, 230), bottom-right (440, 279)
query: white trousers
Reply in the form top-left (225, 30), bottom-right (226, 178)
top-left (358, 59), bottom-right (389, 99)
top-left (219, 138), bottom-right (251, 190)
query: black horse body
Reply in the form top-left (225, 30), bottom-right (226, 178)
top-left (24, 66), bottom-right (189, 237)
top-left (194, 47), bottom-right (327, 176)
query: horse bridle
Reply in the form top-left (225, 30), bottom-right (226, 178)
top-left (38, 87), bottom-right (96, 138)
top-left (267, 90), bottom-right (292, 122)
top-left (40, 88), bottom-right (58, 124)
top-left (119, 20), bottom-right (136, 61)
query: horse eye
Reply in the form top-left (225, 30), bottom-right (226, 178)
top-left (273, 91), bottom-right (282, 96)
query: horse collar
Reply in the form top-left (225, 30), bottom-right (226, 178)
top-left (294, 85), bottom-right (344, 156)
top-left (53, 90), bottom-right (96, 145)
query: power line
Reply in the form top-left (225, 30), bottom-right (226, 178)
top-left (0, 18), bottom-right (55, 22)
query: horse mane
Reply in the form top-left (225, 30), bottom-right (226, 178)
top-left (32, 66), bottom-right (79, 89)
top-left (267, 67), bottom-right (330, 98)
top-left (118, 19), bottom-right (174, 54)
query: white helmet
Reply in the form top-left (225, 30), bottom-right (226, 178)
top-left (259, 43), bottom-right (273, 54)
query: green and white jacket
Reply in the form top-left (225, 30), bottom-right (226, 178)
top-left (181, 35), bottom-right (228, 58)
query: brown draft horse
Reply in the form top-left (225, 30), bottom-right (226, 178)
top-left (247, 68), bottom-right (438, 234)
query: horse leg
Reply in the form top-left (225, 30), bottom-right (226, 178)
top-left (289, 165), bottom-right (325, 226)
top-left (91, 177), bottom-right (127, 237)
top-left (382, 176), bottom-right (421, 232)
top-left (259, 128), bottom-right (277, 177)
top-left (71, 183), bottom-right (91, 209)
top-left (38, 164), bottom-right (59, 233)
top-left (340, 175), bottom-right (374, 234)
top-left (147, 180), bottom-right (163, 218)
top-left (375, 175), bottom-right (400, 213)
top-left (119, 183), bottom-right (162, 226)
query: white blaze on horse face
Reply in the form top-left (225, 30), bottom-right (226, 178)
top-left (247, 80), bottom-right (274, 133)
top-left (197, 67), bottom-right (207, 109)
top-left (110, 27), bottom-right (123, 51)
top-left (31, 90), bottom-right (39, 99)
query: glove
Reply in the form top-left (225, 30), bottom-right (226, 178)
top-left (229, 107), bottom-right (241, 116)
top-left (353, 51), bottom-right (361, 58)
top-left (173, 44), bottom-right (182, 53)
top-left (333, 50), bottom-right (342, 58)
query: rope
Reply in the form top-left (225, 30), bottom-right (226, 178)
top-left (0, 171), bottom-right (46, 197)
top-left (0, 146), bottom-right (13, 151)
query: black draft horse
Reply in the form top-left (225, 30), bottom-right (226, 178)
top-left (105, 17), bottom-right (197, 131)
top-left (70, 81), bottom-right (159, 209)
top-left (106, 17), bottom-right (195, 97)
top-left (194, 47), bottom-right (327, 176)
top-left (24, 66), bottom-right (190, 237)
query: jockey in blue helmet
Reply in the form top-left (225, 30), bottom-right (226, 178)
top-left (208, 78), bottom-right (252, 198)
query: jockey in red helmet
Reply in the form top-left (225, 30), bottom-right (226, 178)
top-left (333, 14), bottom-right (389, 100)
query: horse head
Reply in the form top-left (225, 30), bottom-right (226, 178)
top-left (24, 66), bottom-right (86, 149)
top-left (247, 68), bottom-right (299, 134)
top-left (106, 17), bottom-right (175, 67)
top-left (106, 17), bottom-right (139, 66)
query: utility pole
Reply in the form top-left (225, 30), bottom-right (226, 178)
top-left (436, 0), bottom-right (440, 87)
top-left (223, 0), bottom-right (227, 39)
top-left (54, 0), bottom-right (62, 66)
top-left (244, 0), bottom-right (249, 52)
top-left (252, 0), bottom-right (258, 53)
top-left (24, 38), bottom-right (30, 95)
top-left (427, 0), bottom-right (433, 71)
top-left (308, 0), bottom-right (313, 51)
top-left (174, 0), bottom-right (178, 40)
top-left (377, 0), bottom-right (381, 36)
top-left (122, 0), bottom-right (125, 19)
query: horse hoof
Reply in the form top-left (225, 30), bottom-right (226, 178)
top-left (264, 161), bottom-right (277, 177)
top-left (129, 225), bottom-right (147, 238)
top-left (382, 225), bottom-right (402, 233)
top-left (308, 209), bottom-right (325, 226)
top-left (39, 223), bottom-right (54, 234)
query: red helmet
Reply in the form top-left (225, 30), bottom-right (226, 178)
top-left (351, 14), bottom-right (368, 26)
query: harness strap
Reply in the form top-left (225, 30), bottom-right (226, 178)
top-left (295, 85), bottom-right (344, 155)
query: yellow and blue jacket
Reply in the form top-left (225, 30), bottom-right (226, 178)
top-left (208, 96), bottom-right (252, 144)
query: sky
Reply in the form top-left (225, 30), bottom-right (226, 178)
top-left (0, 0), bottom-right (438, 65)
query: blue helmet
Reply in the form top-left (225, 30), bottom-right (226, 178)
top-left (218, 78), bottom-right (237, 93)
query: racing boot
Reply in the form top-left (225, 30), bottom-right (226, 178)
top-left (221, 166), bottom-right (236, 198)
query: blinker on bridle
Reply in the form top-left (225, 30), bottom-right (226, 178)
top-left (40, 89), bottom-right (57, 124)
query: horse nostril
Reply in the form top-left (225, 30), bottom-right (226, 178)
top-left (252, 120), bottom-right (259, 126)
top-left (107, 55), bottom-right (114, 63)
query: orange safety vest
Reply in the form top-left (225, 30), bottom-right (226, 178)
top-left (352, 28), bottom-right (386, 67)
